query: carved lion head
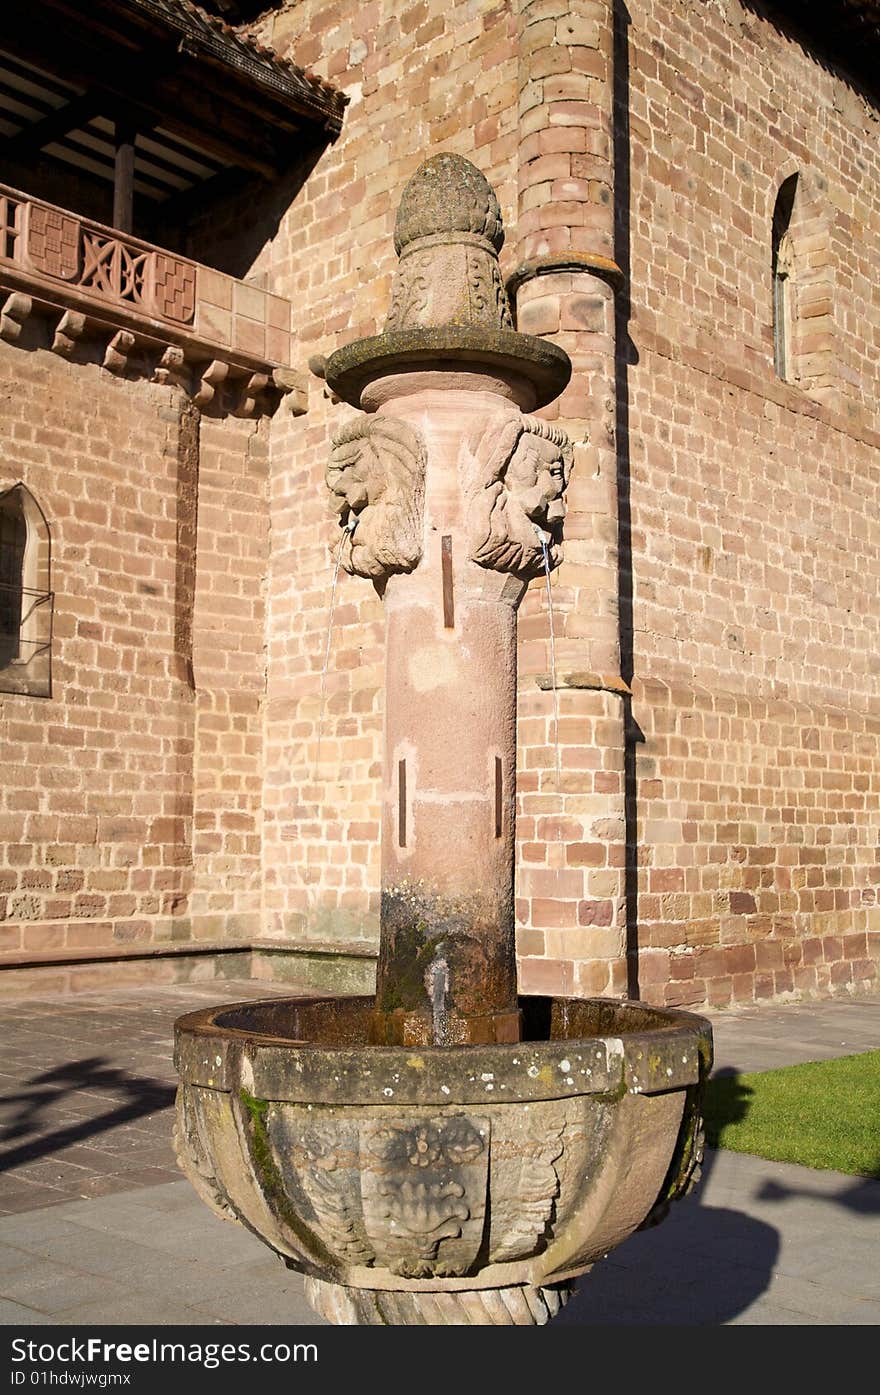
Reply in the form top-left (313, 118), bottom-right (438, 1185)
top-left (469, 415), bottom-right (573, 576)
top-left (326, 416), bottom-right (427, 579)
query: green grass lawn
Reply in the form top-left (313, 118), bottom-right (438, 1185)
top-left (704, 1050), bottom-right (880, 1177)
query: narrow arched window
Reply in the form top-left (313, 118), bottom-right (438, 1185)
top-left (772, 175), bottom-right (798, 381)
top-left (0, 483), bottom-right (53, 697)
top-left (0, 488), bottom-right (27, 668)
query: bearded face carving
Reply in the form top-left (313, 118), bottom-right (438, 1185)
top-left (468, 415), bottom-right (573, 576)
top-left (327, 416), bottom-right (427, 579)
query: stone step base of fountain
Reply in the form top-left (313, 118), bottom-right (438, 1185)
top-left (303, 1275), bottom-right (575, 1326)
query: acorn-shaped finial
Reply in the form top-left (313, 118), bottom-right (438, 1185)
top-left (393, 152), bottom-right (505, 255)
top-left (385, 154), bottom-right (512, 332)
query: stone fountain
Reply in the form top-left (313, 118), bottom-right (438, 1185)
top-left (174, 155), bottom-right (712, 1325)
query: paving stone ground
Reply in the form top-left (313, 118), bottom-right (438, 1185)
top-left (0, 980), bottom-right (290, 1215)
top-left (0, 983), bottom-right (877, 1325)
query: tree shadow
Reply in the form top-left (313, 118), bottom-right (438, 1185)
top-left (0, 1056), bottom-right (175, 1173)
top-left (758, 1174), bottom-right (880, 1214)
top-left (553, 1070), bottom-right (782, 1323)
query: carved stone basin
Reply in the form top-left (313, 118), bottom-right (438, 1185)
top-left (174, 994), bottom-right (712, 1325)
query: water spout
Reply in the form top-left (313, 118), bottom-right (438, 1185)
top-left (426, 955), bottom-right (450, 1046)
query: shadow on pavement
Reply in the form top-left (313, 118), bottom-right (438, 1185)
top-left (553, 1069), bottom-right (780, 1323)
top-left (759, 1174), bottom-right (880, 1215)
top-left (0, 1057), bottom-right (175, 1172)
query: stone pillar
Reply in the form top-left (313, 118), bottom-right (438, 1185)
top-left (374, 388), bottom-right (524, 1047)
top-left (325, 155), bottom-right (572, 1045)
top-left (512, 0), bottom-right (629, 999)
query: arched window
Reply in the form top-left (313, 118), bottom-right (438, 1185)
top-left (0, 483), bottom-right (53, 697)
top-left (770, 170), bottom-right (835, 403)
top-left (772, 175), bottom-right (798, 382)
top-left (0, 488), bottom-right (27, 668)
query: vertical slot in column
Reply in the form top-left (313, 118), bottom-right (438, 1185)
top-left (398, 758), bottom-right (407, 848)
top-left (495, 756), bottom-right (503, 838)
top-left (441, 534), bottom-right (454, 629)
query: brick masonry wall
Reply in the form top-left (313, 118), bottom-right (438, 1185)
top-left (622, 0), bottom-right (880, 1004)
top-left (0, 343), bottom-right (267, 974)
top-left (1, 0), bottom-right (876, 1010)
top-left (253, 0), bottom-right (879, 1007)
top-left (512, 0), bottom-right (628, 998)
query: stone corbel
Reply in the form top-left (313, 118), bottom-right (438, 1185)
top-left (153, 345), bottom-right (189, 390)
top-left (103, 330), bottom-right (136, 375)
top-left (274, 366), bottom-right (309, 415)
top-left (236, 371), bottom-right (270, 418)
top-left (51, 310), bottom-right (86, 358)
top-left (0, 292), bottom-right (33, 343)
top-left (193, 359), bottom-right (229, 409)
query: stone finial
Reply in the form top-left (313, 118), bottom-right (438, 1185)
top-left (385, 153), bottom-right (514, 333)
top-left (393, 153), bottom-right (505, 254)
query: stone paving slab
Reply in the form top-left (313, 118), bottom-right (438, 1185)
top-left (1, 983), bottom-right (878, 1325)
top-left (0, 980), bottom-right (292, 1214)
top-left (1, 1153), bottom-right (877, 1326)
top-left (0, 1178), bottom-right (322, 1326)
top-left (706, 997), bottom-right (880, 1075)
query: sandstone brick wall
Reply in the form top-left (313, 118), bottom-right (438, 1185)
top-left (622, 0), bottom-right (880, 1005)
top-left (252, 0), bottom-right (878, 1008)
top-left (0, 343), bottom-right (267, 989)
top-left (1, 0), bottom-right (876, 1010)
top-left (512, 0), bottom-right (627, 998)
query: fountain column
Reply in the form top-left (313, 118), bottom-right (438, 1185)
top-left (325, 155), bottom-right (572, 1045)
top-left (175, 154), bottom-right (713, 1329)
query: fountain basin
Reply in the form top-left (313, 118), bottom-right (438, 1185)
top-left (174, 994), bottom-right (712, 1324)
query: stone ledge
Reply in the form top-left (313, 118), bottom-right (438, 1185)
top-left (535, 670), bottom-right (631, 695)
top-left (0, 948), bottom-right (254, 998)
top-left (253, 937), bottom-right (379, 958)
top-left (507, 252), bottom-right (625, 299)
top-left (0, 940), bottom-right (253, 970)
top-left (252, 943), bottom-right (378, 996)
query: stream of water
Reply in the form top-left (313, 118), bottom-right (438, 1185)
top-left (315, 520), bottom-right (356, 776)
top-left (538, 532), bottom-right (562, 788)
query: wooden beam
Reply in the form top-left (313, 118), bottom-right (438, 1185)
top-left (1, 91), bottom-right (106, 161)
top-left (0, 16), bottom-right (293, 178)
top-left (113, 119), bottom-right (136, 234)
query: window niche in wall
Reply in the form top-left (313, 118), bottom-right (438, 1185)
top-left (770, 170), bottom-right (836, 404)
top-left (772, 176), bottom-right (797, 381)
top-left (0, 483), bottom-right (53, 698)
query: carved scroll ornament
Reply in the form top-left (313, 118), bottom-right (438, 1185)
top-left (327, 416), bottom-right (426, 579)
top-left (468, 414), bottom-right (573, 576)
